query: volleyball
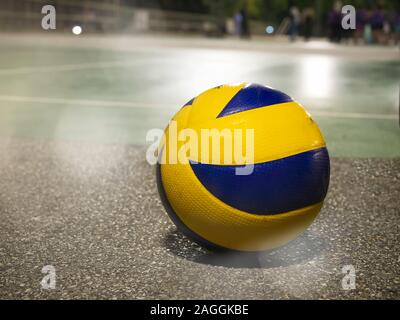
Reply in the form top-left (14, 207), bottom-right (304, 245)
top-left (157, 83), bottom-right (330, 252)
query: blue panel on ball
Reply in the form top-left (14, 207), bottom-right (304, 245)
top-left (217, 84), bottom-right (293, 118)
top-left (190, 148), bottom-right (330, 215)
top-left (181, 97), bottom-right (195, 109)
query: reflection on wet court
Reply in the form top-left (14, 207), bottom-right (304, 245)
top-left (0, 35), bottom-right (398, 157)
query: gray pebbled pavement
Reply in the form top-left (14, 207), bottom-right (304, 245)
top-left (0, 138), bottom-right (399, 299)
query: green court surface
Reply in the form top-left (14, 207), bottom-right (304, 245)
top-left (0, 34), bottom-right (399, 157)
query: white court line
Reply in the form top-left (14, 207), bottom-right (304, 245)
top-left (0, 95), bottom-right (397, 120)
top-left (0, 95), bottom-right (166, 109)
top-left (310, 110), bottom-right (398, 120)
top-left (0, 60), bottom-right (152, 75)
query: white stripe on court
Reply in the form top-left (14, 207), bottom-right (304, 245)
top-left (0, 95), bottom-right (166, 109)
top-left (309, 110), bottom-right (398, 120)
top-left (0, 95), bottom-right (397, 120)
top-left (0, 60), bottom-right (152, 76)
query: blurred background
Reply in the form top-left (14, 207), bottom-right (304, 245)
top-left (1, 0), bottom-right (400, 45)
top-left (0, 0), bottom-right (399, 300)
top-left (0, 0), bottom-right (398, 155)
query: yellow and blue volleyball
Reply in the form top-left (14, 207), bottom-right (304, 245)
top-left (157, 83), bottom-right (330, 252)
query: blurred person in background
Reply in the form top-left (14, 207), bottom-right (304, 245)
top-left (395, 11), bottom-right (400, 45)
top-left (364, 7), bottom-right (374, 44)
top-left (370, 4), bottom-right (385, 44)
top-left (302, 7), bottom-right (315, 41)
top-left (240, 7), bottom-right (250, 39)
top-left (234, 10), bottom-right (243, 37)
top-left (354, 8), bottom-right (368, 44)
top-left (382, 19), bottom-right (391, 45)
top-left (328, 1), bottom-right (343, 43)
top-left (288, 1), bottom-right (301, 42)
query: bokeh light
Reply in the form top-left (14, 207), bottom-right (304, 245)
top-left (265, 26), bottom-right (274, 34)
top-left (72, 26), bottom-right (82, 35)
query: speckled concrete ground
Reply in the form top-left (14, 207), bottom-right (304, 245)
top-left (0, 138), bottom-right (399, 299)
